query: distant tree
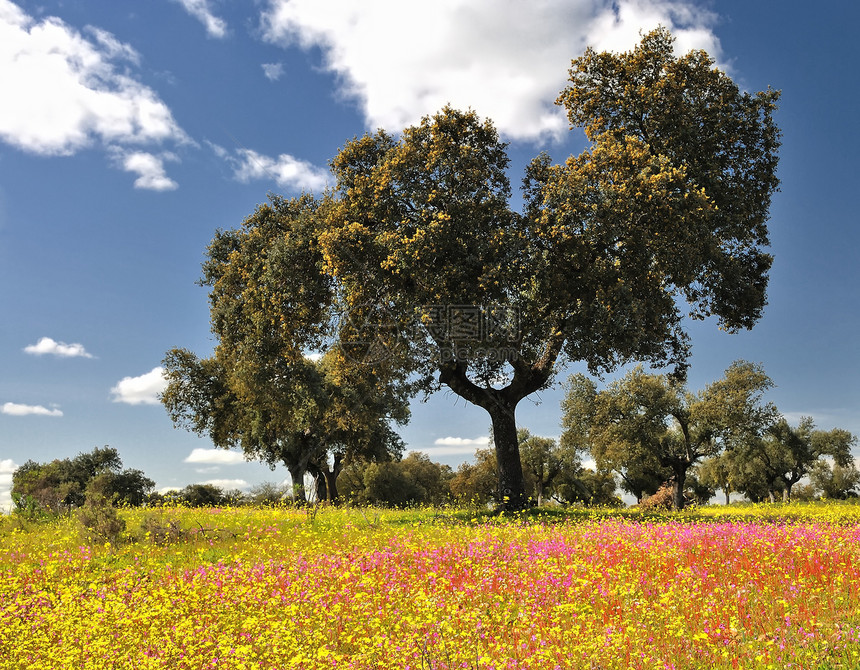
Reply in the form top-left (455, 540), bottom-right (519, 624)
top-left (698, 451), bottom-right (739, 505)
top-left (564, 361), bottom-right (775, 510)
top-left (340, 452), bottom-right (452, 507)
top-left (685, 469), bottom-right (716, 505)
top-left (162, 347), bottom-right (407, 504)
top-left (552, 467), bottom-right (621, 507)
top-left (747, 419), bottom-right (857, 501)
top-left (11, 447), bottom-right (153, 513)
top-left (398, 452), bottom-right (454, 506)
top-left (518, 429), bottom-right (563, 506)
top-left (178, 484), bottom-right (225, 507)
top-left (248, 482), bottom-right (290, 505)
top-left (449, 449), bottom-right (499, 506)
top-left (809, 459), bottom-right (860, 500)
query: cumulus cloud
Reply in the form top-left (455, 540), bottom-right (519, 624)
top-left (172, 0), bottom-right (228, 38)
top-left (0, 1), bottom-right (187, 180)
top-left (2, 402), bottom-right (63, 417)
top-left (110, 366), bottom-right (167, 405)
top-left (229, 147), bottom-right (328, 191)
top-left (184, 448), bottom-right (247, 465)
top-left (261, 62), bottom-right (285, 81)
top-left (24, 336), bottom-right (94, 358)
top-left (260, 0), bottom-right (721, 142)
top-left (113, 150), bottom-right (179, 191)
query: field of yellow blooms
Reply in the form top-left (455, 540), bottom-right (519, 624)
top-left (2, 504), bottom-right (860, 669)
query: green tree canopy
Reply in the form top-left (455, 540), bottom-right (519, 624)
top-left (563, 361), bottom-right (775, 510)
top-left (11, 446), bottom-right (154, 513)
top-left (184, 28), bottom-right (779, 510)
top-left (744, 418), bottom-right (857, 502)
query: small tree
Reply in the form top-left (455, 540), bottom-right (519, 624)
top-left (564, 361), bottom-right (775, 510)
top-left (751, 419), bottom-right (857, 501)
top-left (449, 449), bottom-right (499, 506)
top-left (518, 430), bottom-right (563, 506)
top-left (810, 459), bottom-right (860, 500)
top-left (178, 484), bottom-right (225, 507)
top-left (12, 447), bottom-right (152, 514)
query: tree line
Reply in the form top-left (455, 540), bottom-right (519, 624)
top-left (562, 361), bottom-right (857, 509)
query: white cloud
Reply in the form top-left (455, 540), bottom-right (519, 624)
top-left (113, 150), bottom-right (179, 191)
top-left (110, 366), bottom-right (167, 405)
top-left (434, 436), bottom-right (491, 447)
top-left (172, 0), bottom-right (228, 38)
top-left (422, 436), bottom-right (491, 455)
top-left (24, 336), bottom-right (94, 358)
top-left (184, 448), bottom-right (246, 465)
top-left (261, 0), bottom-right (721, 142)
top-left (230, 148), bottom-right (328, 192)
top-left (0, 1), bottom-right (187, 178)
top-left (261, 62), bottom-right (285, 81)
top-left (2, 402), bottom-right (63, 417)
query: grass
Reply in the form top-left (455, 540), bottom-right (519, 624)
top-left (1, 502), bottom-right (859, 669)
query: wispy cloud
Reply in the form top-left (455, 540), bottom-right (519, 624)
top-left (261, 62), bottom-right (284, 81)
top-left (171, 0), bottom-right (228, 38)
top-left (2, 402), bottom-right (63, 417)
top-left (184, 448), bottom-right (246, 465)
top-left (261, 0), bottom-right (721, 142)
top-left (110, 367), bottom-right (167, 405)
top-left (24, 336), bottom-right (94, 358)
top-left (419, 436), bottom-right (491, 455)
top-left (228, 147), bottom-right (328, 192)
top-left (0, 2), bottom-right (188, 183)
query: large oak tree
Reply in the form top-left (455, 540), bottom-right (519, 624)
top-left (186, 29), bottom-right (780, 509)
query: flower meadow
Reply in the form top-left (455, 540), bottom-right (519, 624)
top-left (2, 505), bottom-right (860, 669)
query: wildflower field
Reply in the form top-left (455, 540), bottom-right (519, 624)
top-left (2, 504), bottom-right (859, 669)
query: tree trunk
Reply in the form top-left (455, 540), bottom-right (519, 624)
top-left (488, 402), bottom-right (527, 510)
top-left (437, 343), bottom-right (563, 512)
top-left (286, 463), bottom-right (307, 503)
top-left (724, 488), bottom-right (730, 505)
top-left (323, 457), bottom-right (341, 503)
top-left (782, 484), bottom-right (792, 503)
top-left (673, 468), bottom-right (687, 511)
top-left (314, 471), bottom-right (327, 502)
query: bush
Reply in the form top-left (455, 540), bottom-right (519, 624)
top-left (77, 493), bottom-right (126, 545)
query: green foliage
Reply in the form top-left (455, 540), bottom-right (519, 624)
top-left (810, 460), bottom-right (860, 500)
top-left (449, 449), bottom-right (499, 506)
top-left (175, 28), bottom-right (779, 511)
top-left (77, 488), bottom-right (126, 545)
top-left (247, 481), bottom-right (290, 506)
top-left (340, 452), bottom-right (453, 507)
top-left (11, 446), bottom-right (153, 515)
top-left (738, 419), bottom-right (859, 502)
top-left (177, 483), bottom-right (226, 507)
top-left (565, 361), bottom-right (776, 510)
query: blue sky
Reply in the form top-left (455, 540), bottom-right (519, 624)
top-left (1, 0), bottom-right (858, 509)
